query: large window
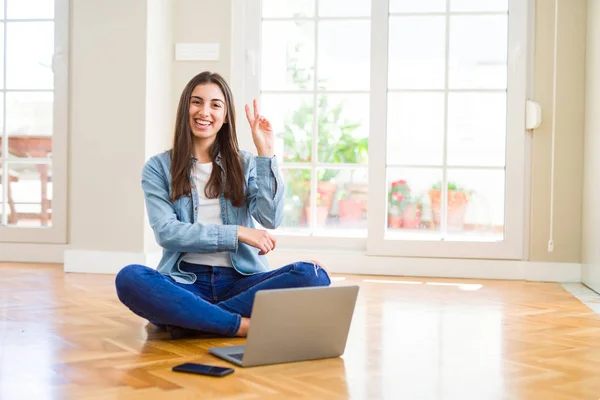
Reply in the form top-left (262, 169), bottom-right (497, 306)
top-left (260, 1), bottom-right (371, 238)
top-left (240, 0), bottom-right (529, 259)
top-left (0, 0), bottom-right (68, 243)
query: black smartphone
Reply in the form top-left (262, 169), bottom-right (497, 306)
top-left (172, 362), bottom-right (234, 377)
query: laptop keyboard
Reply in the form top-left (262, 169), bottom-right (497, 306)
top-left (229, 353), bottom-right (244, 361)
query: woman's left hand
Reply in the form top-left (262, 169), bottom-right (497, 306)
top-left (245, 99), bottom-right (275, 157)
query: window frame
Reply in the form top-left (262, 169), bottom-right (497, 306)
top-left (234, 0), bottom-right (532, 260)
top-left (0, 0), bottom-right (69, 244)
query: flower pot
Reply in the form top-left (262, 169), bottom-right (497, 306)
top-left (402, 204), bottom-right (422, 229)
top-left (387, 215), bottom-right (404, 229)
top-left (305, 205), bottom-right (330, 226)
top-left (339, 199), bottom-right (365, 221)
top-left (428, 189), bottom-right (469, 231)
top-left (299, 181), bottom-right (338, 225)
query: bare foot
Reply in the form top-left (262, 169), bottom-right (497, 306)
top-left (235, 317), bottom-right (250, 337)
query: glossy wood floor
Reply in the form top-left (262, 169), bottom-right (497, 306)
top-left (1, 263), bottom-right (600, 400)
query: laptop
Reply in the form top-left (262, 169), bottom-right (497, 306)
top-left (208, 285), bottom-right (359, 367)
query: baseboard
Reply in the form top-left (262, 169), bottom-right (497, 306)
top-left (2, 245), bottom-right (581, 283)
top-left (63, 250), bottom-right (161, 274)
top-left (265, 250), bottom-right (582, 283)
top-left (0, 243), bottom-right (67, 263)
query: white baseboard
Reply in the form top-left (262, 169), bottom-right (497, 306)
top-left (64, 250), bottom-right (161, 274)
top-left (265, 250), bottom-right (582, 283)
top-left (1, 244), bottom-right (581, 283)
top-left (0, 243), bottom-right (67, 263)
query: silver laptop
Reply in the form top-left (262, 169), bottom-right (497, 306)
top-left (209, 285), bottom-right (359, 367)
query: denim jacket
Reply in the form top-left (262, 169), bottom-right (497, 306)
top-left (141, 150), bottom-right (285, 283)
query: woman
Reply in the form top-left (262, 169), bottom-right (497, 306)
top-left (115, 71), bottom-right (330, 338)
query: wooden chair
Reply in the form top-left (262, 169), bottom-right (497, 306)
top-left (1, 135), bottom-right (53, 225)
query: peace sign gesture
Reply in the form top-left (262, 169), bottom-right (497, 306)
top-left (245, 99), bottom-right (274, 157)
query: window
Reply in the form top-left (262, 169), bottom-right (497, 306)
top-left (0, 0), bottom-right (68, 243)
top-left (239, 0), bottom-right (529, 259)
top-left (258, 0), bottom-right (371, 239)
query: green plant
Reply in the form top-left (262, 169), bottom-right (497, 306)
top-left (431, 180), bottom-right (469, 192)
top-left (388, 179), bottom-right (411, 215)
top-left (280, 32), bottom-right (368, 204)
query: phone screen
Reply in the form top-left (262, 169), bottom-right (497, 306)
top-left (172, 363), bottom-right (234, 377)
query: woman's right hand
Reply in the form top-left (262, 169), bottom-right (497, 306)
top-left (238, 226), bottom-right (277, 255)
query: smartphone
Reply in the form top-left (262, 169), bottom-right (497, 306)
top-left (172, 363), bottom-right (234, 377)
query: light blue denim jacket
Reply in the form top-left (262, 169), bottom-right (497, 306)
top-left (141, 150), bottom-right (285, 284)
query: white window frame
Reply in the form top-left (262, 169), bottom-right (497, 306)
top-left (233, 0), bottom-right (531, 260)
top-left (0, 0), bottom-right (69, 244)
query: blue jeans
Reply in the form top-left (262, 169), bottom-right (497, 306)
top-left (115, 260), bottom-right (331, 337)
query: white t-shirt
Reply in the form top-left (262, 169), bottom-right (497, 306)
top-left (181, 162), bottom-right (234, 268)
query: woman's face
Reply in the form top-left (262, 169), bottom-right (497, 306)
top-left (188, 83), bottom-right (227, 143)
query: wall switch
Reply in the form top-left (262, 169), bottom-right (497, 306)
top-left (175, 43), bottom-right (220, 61)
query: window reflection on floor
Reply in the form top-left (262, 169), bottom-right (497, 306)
top-left (0, 313), bottom-right (56, 400)
top-left (381, 303), bottom-right (503, 399)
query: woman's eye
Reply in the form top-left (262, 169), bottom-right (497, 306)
top-left (212, 103), bottom-right (221, 108)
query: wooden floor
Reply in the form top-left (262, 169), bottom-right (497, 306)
top-left (1, 263), bottom-right (600, 400)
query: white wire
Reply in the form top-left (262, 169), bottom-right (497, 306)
top-left (548, 0), bottom-right (559, 251)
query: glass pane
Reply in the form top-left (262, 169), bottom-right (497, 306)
top-left (281, 168), bottom-right (311, 230)
top-left (318, 21), bottom-right (370, 90)
top-left (447, 93), bottom-right (506, 167)
top-left (262, 0), bottom-right (314, 18)
top-left (0, 165), bottom-right (4, 225)
top-left (317, 94), bottom-right (369, 164)
top-left (387, 93), bottom-right (444, 166)
top-left (262, 94), bottom-right (313, 163)
top-left (445, 169), bottom-right (505, 239)
top-left (388, 17), bottom-right (445, 89)
top-left (320, 168), bottom-right (368, 232)
top-left (2, 163), bottom-right (52, 227)
top-left (0, 96), bottom-right (3, 157)
top-left (450, 0), bottom-right (508, 12)
top-left (0, 0), bottom-right (3, 18)
top-left (6, 91), bottom-right (53, 136)
top-left (7, 22), bottom-right (54, 90)
top-left (0, 23), bottom-right (4, 89)
top-left (449, 16), bottom-right (508, 89)
top-left (319, 0), bottom-right (370, 17)
top-left (261, 21), bottom-right (314, 91)
top-left (386, 168), bottom-right (442, 236)
top-left (7, 0), bottom-right (54, 19)
top-left (313, 168), bottom-right (341, 229)
top-left (390, 0), bottom-right (446, 13)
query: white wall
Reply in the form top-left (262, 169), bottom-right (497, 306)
top-left (144, 0), bottom-right (174, 254)
top-left (69, 0), bottom-right (148, 253)
top-left (582, 0), bottom-right (600, 293)
top-left (529, 0), bottom-right (587, 263)
top-left (66, 0), bottom-right (174, 272)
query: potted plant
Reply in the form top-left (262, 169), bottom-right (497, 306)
top-left (337, 186), bottom-right (367, 222)
top-left (280, 45), bottom-right (367, 226)
top-left (402, 196), bottom-right (424, 229)
top-left (388, 179), bottom-right (410, 228)
top-left (387, 180), bottom-right (424, 229)
top-left (428, 181), bottom-right (471, 231)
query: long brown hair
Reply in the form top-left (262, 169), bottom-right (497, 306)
top-left (170, 71), bottom-right (246, 207)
